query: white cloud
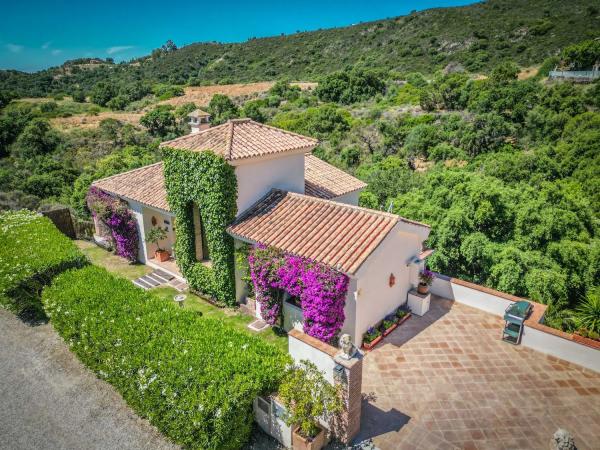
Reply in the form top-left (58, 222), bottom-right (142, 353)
top-left (42, 41), bottom-right (52, 49)
top-left (5, 43), bottom-right (24, 53)
top-left (106, 45), bottom-right (134, 55)
top-left (51, 49), bottom-right (62, 55)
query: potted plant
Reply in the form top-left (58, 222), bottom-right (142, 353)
top-left (145, 227), bottom-right (170, 262)
top-left (418, 269), bottom-right (435, 294)
top-left (381, 314), bottom-right (399, 336)
top-left (362, 326), bottom-right (382, 350)
top-left (395, 307), bottom-right (412, 325)
top-left (278, 360), bottom-right (342, 450)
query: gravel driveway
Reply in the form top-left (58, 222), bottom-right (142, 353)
top-left (0, 309), bottom-right (178, 450)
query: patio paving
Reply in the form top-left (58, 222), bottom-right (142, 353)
top-left (358, 295), bottom-right (600, 450)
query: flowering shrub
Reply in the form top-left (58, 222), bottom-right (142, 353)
top-left (248, 245), bottom-right (349, 343)
top-left (419, 268), bottom-right (435, 285)
top-left (0, 210), bottom-right (87, 322)
top-left (86, 187), bottom-right (138, 262)
top-left (42, 266), bottom-right (289, 450)
top-left (363, 326), bottom-right (381, 344)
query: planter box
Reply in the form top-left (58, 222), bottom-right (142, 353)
top-left (362, 335), bottom-right (382, 351)
top-left (382, 323), bottom-right (398, 336)
top-left (292, 426), bottom-right (325, 450)
top-left (408, 290), bottom-right (430, 316)
top-left (397, 313), bottom-right (412, 326)
top-left (573, 333), bottom-right (600, 350)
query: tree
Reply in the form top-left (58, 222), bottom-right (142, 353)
top-left (71, 90), bottom-right (86, 103)
top-left (278, 360), bottom-right (342, 439)
top-left (561, 39), bottom-right (600, 69)
top-left (13, 118), bottom-right (59, 158)
top-left (207, 94), bottom-right (239, 125)
top-left (316, 68), bottom-right (386, 104)
top-left (139, 106), bottom-right (176, 137)
top-left (490, 61), bottom-right (519, 83)
top-left (90, 81), bottom-right (116, 106)
top-left (241, 100), bottom-right (266, 123)
top-left (107, 95), bottom-right (129, 111)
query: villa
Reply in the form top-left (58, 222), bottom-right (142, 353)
top-left (92, 114), bottom-right (432, 347)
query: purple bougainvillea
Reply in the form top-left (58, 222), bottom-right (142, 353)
top-left (248, 244), bottom-right (349, 343)
top-left (87, 187), bottom-right (139, 262)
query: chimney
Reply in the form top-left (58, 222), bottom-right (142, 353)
top-left (188, 109), bottom-right (211, 134)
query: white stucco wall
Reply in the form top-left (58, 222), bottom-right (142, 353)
top-left (288, 333), bottom-right (337, 384)
top-left (127, 200), bottom-right (176, 264)
top-left (430, 275), bottom-right (513, 317)
top-left (353, 225), bottom-right (425, 347)
top-left (234, 153), bottom-right (305, 215)
top-left (521, 326), bottom-right (600, 372)
top-left (332, 190), bottom-right (361, 206)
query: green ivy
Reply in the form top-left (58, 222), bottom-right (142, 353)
top-left (162, 147), bottom-right (238, 305)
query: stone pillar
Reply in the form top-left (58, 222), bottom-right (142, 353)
top-left (333, 352), bottom-right (363, 444)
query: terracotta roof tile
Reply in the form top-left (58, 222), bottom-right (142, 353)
top-left (91, 155), bottom-right (366, 211)
top-left (159, 119), bottom-right (318, 161)
top-left (187, 109), bottom-right (210, 118)
top-left (92, 162), bottom-right (169, 212)
top-left (228, 189), bottom-right (401, 274)
top-left (304, 154), bottom-right (366, 199)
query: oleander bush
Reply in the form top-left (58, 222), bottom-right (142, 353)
top-left (0, 210), bottom-right (87, 322)
top-left (42, 265), bottom-right (288, 449)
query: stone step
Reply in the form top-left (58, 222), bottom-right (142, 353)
top-left (146, 273), bottom-right (167, 285)
top-left (150, 271), bottom-right (171, 284)
top-left (133, 279), bottom-right (151, 290)
top-left (154, 269), bottom-right (175, 281)
top-left (138, 275), bottom-right (160, 288)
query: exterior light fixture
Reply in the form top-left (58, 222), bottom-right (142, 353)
top-left (174, 294), bottom-right (187, 308)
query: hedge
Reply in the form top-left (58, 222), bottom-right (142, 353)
top-left (0, 210), bottom-right (87, 322)
top-left (163, 147), bottom-right (238, 305)
top-left (42, 266), bottom-right (289, 449)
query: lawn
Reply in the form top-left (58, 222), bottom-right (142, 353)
top-left (75, 240), bottom-right (288, 353)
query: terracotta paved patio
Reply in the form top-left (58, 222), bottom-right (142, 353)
top-left (358, 295), bottom-right (600, 450)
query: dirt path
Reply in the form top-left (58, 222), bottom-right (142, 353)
top-left (0, 309), bottom-right (178, 450)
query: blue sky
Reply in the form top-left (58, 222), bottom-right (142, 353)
top-left (1, 0), bottom-right (475, 72)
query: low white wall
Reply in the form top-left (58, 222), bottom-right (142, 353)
top-left (288, 333), bottom-right (337, 384)
top-left (430, 275), bottom-right (513, 317)
top-left (430, 273), bottom-right (600, 372)
top-left (521, 326), bottom-right (600, 373)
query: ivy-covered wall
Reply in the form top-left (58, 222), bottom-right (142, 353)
top-left (162, 147), bottom-right (238, 305)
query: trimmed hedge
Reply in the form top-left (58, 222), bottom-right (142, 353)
top-left (42, 266), bottom-right (289, 449)
top-left (0, 210), bottom-right (87, 321)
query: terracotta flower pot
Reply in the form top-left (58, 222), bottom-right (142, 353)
top-left (417, 283), bottom-right (429, 294)
top-left (292, 426), bottom-right (325, 450)
top-left (362, 335), bottom-right (382, 351)
top-left (155, 249), bottom-right (170, 262)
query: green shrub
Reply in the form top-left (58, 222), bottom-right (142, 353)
top-left (42, 266), bottom-right (288, 449)
top-left (0, 210), bottom-right (87, 321)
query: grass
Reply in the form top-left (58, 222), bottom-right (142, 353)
top-left (76, 240), bottom-right (151, 280)
top-left (75, 240), bottom-right (288, 353)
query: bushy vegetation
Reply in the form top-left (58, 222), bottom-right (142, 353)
top-left (1, 0), bottom-right (598, 94)
top-left (0, 210), bottom-right (87, 321)
top-left (42, 265), bottom-right (288, 449)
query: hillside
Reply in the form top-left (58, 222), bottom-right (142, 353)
top-left (1, 0), bottom-right (599, 96)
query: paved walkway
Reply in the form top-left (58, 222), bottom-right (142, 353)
top-left (358, 296), bottom-right (600, 450)
top-left (0, 309), bottom-right (178, 450)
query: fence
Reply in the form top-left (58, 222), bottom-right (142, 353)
top-left (549, 70), bottom-right (599, 83)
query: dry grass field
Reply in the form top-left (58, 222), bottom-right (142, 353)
top-left (49, 81), bottom-right (317, 130)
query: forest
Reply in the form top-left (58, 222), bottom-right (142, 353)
top-left (0, 13), bottom-right (599, 336)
